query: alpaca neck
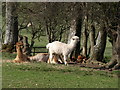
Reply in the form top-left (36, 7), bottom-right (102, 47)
top-left (69, 41), bottom-right (77, 48)
top-left (68, 42), bottom-right (77, 52)
top-left (16, 47), bottom-right (23, 56)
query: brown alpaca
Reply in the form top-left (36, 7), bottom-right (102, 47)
top-left (13, 42), bottom-right (29, 63)
top-left (47, 54), bottom-right (63, 64)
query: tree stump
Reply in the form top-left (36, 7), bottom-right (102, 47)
top-left (18, 35), bottom-right (31, 56)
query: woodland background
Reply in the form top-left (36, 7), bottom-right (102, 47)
top-left (1, 2), bottom-right (120, 88)
top-left (1, 2), bottom-right (120, 69)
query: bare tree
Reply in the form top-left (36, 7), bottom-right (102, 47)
top-left (82, 15), bottom-right (88, 57)
top-left (44, 3), bottom-right (70, 42)
top-left (0, 29), bottom-right (2, 50)
top-left (89, 24), bottom-right (96, 56)
top-left (99, 2), bottom-right (120, 69)
top-left (4, 2), bottom-right (18, 45)
top-left (89, 23), bottom-right (107, 63)
top-left (105, 27), bottom-right (120, 69)
top-left (18, 2), bottom-right (70, 44)
top-left (67, 3), bottom-right (83, 59)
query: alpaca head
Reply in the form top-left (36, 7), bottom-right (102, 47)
top-left (70, 36), bottom-right (79, 44)
top-left (16, 41), bottom-right (23, 49)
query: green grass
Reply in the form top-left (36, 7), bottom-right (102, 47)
top-left (2, 52), bottom-right (16, 60)
top-left (2, 62), bottom-right (119, 88)
top-left (2, 49), bottom-right (119, 88)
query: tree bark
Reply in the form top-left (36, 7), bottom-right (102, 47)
top-left (89, 24), bottom-right (107, 62)
top-left (105, 27), bottom-right (120, 69)
top-left (89, 24), bottom-right (96, 56)
top-left (4, 2), bottom-right (18, 45)
top-left (0, 29), bottom-right (2, 50)
top-left (82, 15), bottom-right (88, 57)
top-left (68, 16), bottom-right (82, 59)
top-left (22, 36), bottom-right (31, 56)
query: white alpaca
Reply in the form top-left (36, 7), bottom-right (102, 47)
top-left (29, 53), bottom-right (63, 64)
top-left (46, 36), bottom-right (79, 65)
top-left (29, 53), bottom-right (49, 62)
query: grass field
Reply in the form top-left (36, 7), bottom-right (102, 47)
top-left (2, 52), bottom-right (119, 88)
top-left (2, 61), bottom-right (119, 88)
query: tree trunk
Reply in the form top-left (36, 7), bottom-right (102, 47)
top-left (67, 19), bottom-right (77, 44)
top-left (45, 20), bottom-right (52, 43)
top-left (4, 2), bottom-right (18, 45)
top-left (82, 15), bottom-right (88, 57)
top-left (105, 27), bottom-right (120, 69)
top-left (89, 24), bottom-right (96, 56)
top-left (18, 35), bottom-right (31, 56)
top-left (22, 36), bottom-right (31, 56)
top-left (68, 16), bottom-right (82, 59)
top-left (0, 29), bottom-right (2, 50)
top-left (89, 24), bottom-right (107, 62)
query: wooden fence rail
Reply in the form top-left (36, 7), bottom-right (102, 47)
top-left (31, 46), bottom-right (48, 55)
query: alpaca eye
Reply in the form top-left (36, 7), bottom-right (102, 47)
top-left (73, 39), bottom-right (75, 40)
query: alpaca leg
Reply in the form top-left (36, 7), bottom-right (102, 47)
top-left (49, 53), bottom-right (53, 64)
top-left (63, 55), bottom-right (68, 65)
top-left (51, 55), bottom-right (58, 64)
top-left (53, 54), bottom-right (63, 64)
top-left (58, 55), bottom-right (64, 64)
top-left (47, 58), bottom-right (50, 63)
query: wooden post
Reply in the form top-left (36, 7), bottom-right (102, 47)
top-left (33, 47), bottom-right (35, 56)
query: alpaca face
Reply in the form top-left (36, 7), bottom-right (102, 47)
top-left (16, 42), bottom-right (23, 46)
top-left (16, 42), bottom-right (23, 49)
top-left (71, 36), bottom-right (79, 44)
